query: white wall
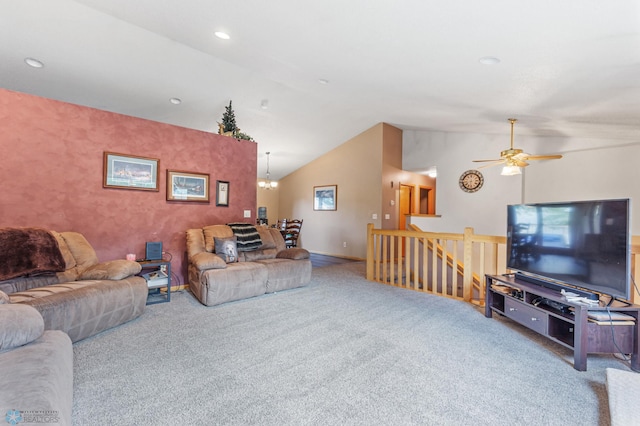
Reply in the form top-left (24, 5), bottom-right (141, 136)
top-left (404, 130), bottom-right (640, 236)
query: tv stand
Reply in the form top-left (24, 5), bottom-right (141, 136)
top-left (485, 274), bottom-right (640, 371)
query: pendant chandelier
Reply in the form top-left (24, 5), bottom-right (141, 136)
top-left (258, 151), bottom-right (278, 189)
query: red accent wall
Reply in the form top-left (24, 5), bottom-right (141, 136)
top-left (0, 89), bottom-right (257, 286)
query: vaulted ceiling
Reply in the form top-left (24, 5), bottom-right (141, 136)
top-left (2, 1), bottom-right (639, 179)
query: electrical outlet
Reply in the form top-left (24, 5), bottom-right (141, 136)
top-left (385, 214), bottom-right (390, 220)
top-left (243, 210), bottom-right (251, 218)
top-left (372, 213), bottom-right (378, 220)
top-left (343, 241), bottom-right (347, 247)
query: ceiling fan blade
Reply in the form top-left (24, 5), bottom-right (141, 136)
top-left (473, 159), bottom-right (503, 163)
top-left (477, 160), bottom-right (506, 169)
top-left (514, 159), bottom-right (529, 167)
top-left (522, 154), bottom-right (563, 160)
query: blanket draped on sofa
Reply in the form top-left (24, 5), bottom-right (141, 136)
top-left (227, 223), bottom-right (262, 252)
top-left (0, 228), bottom-right (65, 281)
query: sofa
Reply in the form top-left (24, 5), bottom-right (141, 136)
top-left (0, 301), bottom-right (73, 425)
top-left (0, 228), bottom-right (148, 343)
top-left (186, 223), bottom-right (312, 306)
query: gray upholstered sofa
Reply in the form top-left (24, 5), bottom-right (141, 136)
top-left (0, 301), bottom-right (73, 425)
top-left (0, 228), bottom-right (148, 343)
top-left (186, 224), bottom-right (312, 306)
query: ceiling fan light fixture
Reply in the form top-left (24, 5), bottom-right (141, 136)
top-left (501, 165), bottom-right (522, 176)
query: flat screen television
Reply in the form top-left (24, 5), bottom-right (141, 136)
top-left (506, 198), bottom-right (631, 302)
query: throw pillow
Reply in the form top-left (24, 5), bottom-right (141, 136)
top-left (227, 223), bottom-right (263, 252)
top-left (214, 237), bottom-right (238, 263)
top-left (276, 248), bottom-right (310, 260)
top-left (0, 290), bottom-right (10, 304)
top-left (0, 304), bottom-right (44, 353)
top-left (79, 260), bottom-right (143, 280)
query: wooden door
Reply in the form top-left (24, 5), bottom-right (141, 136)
top-left (399, 184), bottom-right (413, 257)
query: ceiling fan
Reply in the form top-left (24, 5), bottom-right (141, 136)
top-left (473, 118), bottom-right (562, 175)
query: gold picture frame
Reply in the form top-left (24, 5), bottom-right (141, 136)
top-left (103, 152), bottom-right (159, 191)
top-left (313, 185), bottom-right (337, 211)
top-left (166, 170), bottom-right (210, 202)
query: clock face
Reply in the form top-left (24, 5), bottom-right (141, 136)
top-left (459, 170), bottom-right (484, 193)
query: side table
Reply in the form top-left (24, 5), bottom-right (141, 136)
top-left (137, 259), bottom-right (171, 305)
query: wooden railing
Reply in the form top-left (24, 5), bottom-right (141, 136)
top-left (366, 223), bottom-right (640, 306)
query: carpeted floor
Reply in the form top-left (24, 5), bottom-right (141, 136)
top-left (71, 262), bottom-right (631, 425)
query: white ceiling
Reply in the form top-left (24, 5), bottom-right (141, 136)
top-left (2, 1), bottom-right (640, 179)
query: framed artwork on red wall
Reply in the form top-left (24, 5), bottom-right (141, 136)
top-left (103, 152), bottom-right (159, 191)
top-left (166, 170), bottom-right (210, 202)
top-left (216, 180), bottom-right (230, 206)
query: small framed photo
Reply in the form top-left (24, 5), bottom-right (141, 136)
top-left (314, 185), bottom-right (337, 211)
top-left (103, 152), bottom-right (159, 191)
top-left (216, 180), bottom-right (230, 206)
top-left (166, 170), bottom-right (210, 202)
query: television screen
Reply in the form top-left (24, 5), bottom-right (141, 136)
top-left (507, 199), bottom-right (631, 301)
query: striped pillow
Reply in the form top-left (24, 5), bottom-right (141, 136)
top-left (226, 223), bottom-right (263, 252)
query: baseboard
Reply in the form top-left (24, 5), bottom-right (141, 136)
top-left (308, 251), bottom-right (365, 261)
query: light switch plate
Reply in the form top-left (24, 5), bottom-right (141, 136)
top-left (244, 210), bottom-right (251, 218)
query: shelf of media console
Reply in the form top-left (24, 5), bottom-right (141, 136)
top-left (484, 274), bottom-right (640, 371)
top-left (137, 259), bottom-right (171, 305)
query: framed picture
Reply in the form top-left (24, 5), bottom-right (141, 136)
top-left (166, 170), bottom-right (210, 202)
top-left (314, 185), bottom-right (337, 211)
top-left (103, 152), bottom-right (159, 191)
top-left (216, 180), bottom-right (230, 206)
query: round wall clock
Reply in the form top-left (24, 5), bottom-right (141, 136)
top-left (459, 169), bottom-right (484, 193)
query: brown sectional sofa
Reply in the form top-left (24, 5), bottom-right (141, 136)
top-left (0, 227), bottom-right (149, 425)
top-left (0, 303), bottom-right (73, 425)
top-left (0, 229), bottom-right (148, 342)
top-left (186, 224), bottom-right (312, 306)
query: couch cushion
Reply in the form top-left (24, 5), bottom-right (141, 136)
top-left (199, 262), bottom-right (268, 306)
top-left (51, 230), bottom-right (77, 270)
top-left (60, 231), bottom-right (99, 271)
top-left (0, 290), bottom-right (9, 304)
top-left (256, 226), bottom-right (276, 249)
top-left (186, 228), bottom-right (207, 258)
top-left (227, 223), bottom-right (263, 252)
top-left (276, 248), bottom-right (310, 260)
top-left (0, 330), bottom-right (73, 425)
top-left (240, 248), bottom-right (277, 262)
top-left (214, 237), bottom-right (238, 263)
top-left (79, 260), bottom-right (142, 281)
top-left (0, 304), bottom-right (44, 352)
top-left (10, 277), bottom-right (147, 343)
top-left (203, 225), bottom-right (233, 253)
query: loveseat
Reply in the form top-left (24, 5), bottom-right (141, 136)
top-left (0, 228), bottom-right (148, 343)
top-left (0, 300), bottom-right (73, 425)
top-left (186, 223), bottom-right (312, 306)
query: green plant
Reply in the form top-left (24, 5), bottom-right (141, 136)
top-left (218, 100), bottom-right (254, 141)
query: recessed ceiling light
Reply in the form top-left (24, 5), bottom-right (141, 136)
top-left (24, 57), bottom-right (44, 68)
top-left (479, 56), bottom-right (500, 65)
top-left (318, 79), bottom-right (329, 85)
top-left (260, 99), bottom-right (269, 109)
top-left (214, 31), bottom-right (230, 40)
top-left (169, 98), bottom-right (182, 105)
